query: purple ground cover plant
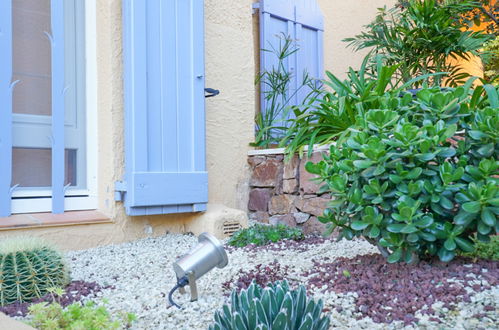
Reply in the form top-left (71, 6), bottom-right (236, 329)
top-left (304, 254), bottom-right (499, 324)
top-left (0, 280), bottom-right (108, 317)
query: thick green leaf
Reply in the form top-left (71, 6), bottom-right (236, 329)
top-left (369, 226), bottom-right (381, 238)
top-left (481, 208), bottom-right (496, 227)
top-left (454, 237), bottom-right (475, 252)
top-left (387, 223), bottom-right (405, 233)
top-left (401, 224), bottom-right (419, 234)
top-left (444, 238), bottom-right (457, 251)
top-left (477, 221), bottom-right (492, 235)
top-left (387, 248), bottom-right (403, 263)
top-left (351, 221), bottom-right (369, 231)
top-left (353, 160), bottom-right (374, 169)
top-left (454, 210), bottom-right (476, 226)
top-left (438, 247), bottom-right (455, 262)
top-left (462, 201), bottom-right (481, 214)
top-left (407, 233), bottom-right (419, 243)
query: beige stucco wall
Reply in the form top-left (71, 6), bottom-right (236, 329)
top-left (2, 0), bottom-right (395, 251)
top-left (319, 0), bottom-right (397, 78)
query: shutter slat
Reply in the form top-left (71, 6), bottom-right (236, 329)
top-left (121, 0), bottom-right (207, 216)
top-left (51, 0), bottom-right (66, 214)
top-left (0, 0), bottom-right (13, 217)
top-left (258, 0), bottom-right (323, 135)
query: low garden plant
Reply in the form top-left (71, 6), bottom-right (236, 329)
top-left (0, 237), bottom-right (69, 305)
top-left (228, 224), bottom-right (304, 247)
top-left (461, 235), bottom-right (499, 261)
top-left (27, 300), bottom-right (136, 330)
top-left (210, 280), bottom-right (330, 330)
top-left (306, 83), bottom-right (498, 263)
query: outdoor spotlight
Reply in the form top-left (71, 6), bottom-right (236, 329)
top-left (169, 232), bottom-right (228, 308)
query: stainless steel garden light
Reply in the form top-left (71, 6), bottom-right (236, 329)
top-left (169, 232), bottom-right (228, 308)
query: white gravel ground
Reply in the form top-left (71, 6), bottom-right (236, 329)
top-left (66, 234), bottom-right (498, 330)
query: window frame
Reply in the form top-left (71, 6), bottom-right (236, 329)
top-left (11, 0), bottom-right (98, 214)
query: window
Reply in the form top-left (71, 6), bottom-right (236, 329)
top-left (0, 0), bottom-right (97, 215)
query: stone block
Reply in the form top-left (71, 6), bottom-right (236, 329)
top-left (301, 216), bottom-right (328, 235)
top-left (283, 179), bottom-right (298, 194)
top-left (248, 188), bottom-right (272, 212)
top-left (249, 211), bottom-right (269, 224)
top-left (269, 214), bottom-right (296, 227)
top-left (283, 155), bottom-right (300, 179)
top-left (299, 152), bottom-right (323, 194)
top-left (293, 212), bottom-right (310, 224)
top-left (294, 197), bottom-right (329, 217)
top-left (247, 156), bottom-right (266, 168)
top-left (250, 158), bottom-right (282, 188)
top-left (268, 195), bottom-right (297, 215)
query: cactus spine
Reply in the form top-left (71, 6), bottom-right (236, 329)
top-left (0, 237), bottom-right (69, 306)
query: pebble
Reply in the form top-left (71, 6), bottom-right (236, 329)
top-left (64, 234), bottom-right (498, 329)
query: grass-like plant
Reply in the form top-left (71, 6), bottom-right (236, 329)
top-left (209, 280), bottom-right (330, 330)
top-left (228, 224), bottom-right (304, 247)
top-left (253, 33), bottom-right (316, 148)
top-left (307, 82), bottom-right (498, 263)
top-left (461, 235), bottom-right (499, 261)
top-left (0, 237), bottom-right (69, 305)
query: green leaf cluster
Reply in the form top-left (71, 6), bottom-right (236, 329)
top-left (344, 0), bottom-right (493, 87)
top-left (308, 84), bottom-right (499, 263)
top-left (228, 224), bottom-right (304, 248)
top-left (209, 280), bottom-right (329, 330)
top-left (27, 300), bottom-right (136, 330)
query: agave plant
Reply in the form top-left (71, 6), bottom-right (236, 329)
top-left (209, 280), bottom-right (330, 330)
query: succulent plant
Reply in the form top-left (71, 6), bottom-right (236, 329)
top-left (0, 236), bottom-right (69, 306)
top-left (210, 280), bottom-right (330, 330)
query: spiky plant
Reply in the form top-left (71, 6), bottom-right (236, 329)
top-left (0, 236), bottom-right (69, 306)
top-left (209, 280), bottom-right (330, 330)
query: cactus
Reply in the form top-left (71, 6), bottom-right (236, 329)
top-left (0, 236), bottom-right (69, 306)
top-left (210, 280), bottom-right (330, 330)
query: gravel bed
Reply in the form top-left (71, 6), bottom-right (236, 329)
top-left (62, 234), bottom-right (498, 329)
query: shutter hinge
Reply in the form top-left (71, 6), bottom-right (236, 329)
top-left (115, 181), bottom-right (127, 202)
top-left (252, 2), bottom-right (260, 14)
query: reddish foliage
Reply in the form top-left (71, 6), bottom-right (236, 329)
top-left (0, 280), bottom-right (110, 317)
top-left (303, 254), bottom-right (499, 325)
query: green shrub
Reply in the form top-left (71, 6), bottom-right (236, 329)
top-left (209, 280), bottom-right (329, 330)
top-left (462, 235), bottom-right (499, 261)
top-left (281, 55), bottom-right (437, 159)
top-left (344, 0), bottom-right (492, 86)
top-left (307, 83), bottom-right (498, 263)
top-left (482, 36), bottom-right (499, 86)
top-left (27, 300), bottom-right (136, 330)
top-left (0, 237), bottom-right (69, 305)
top-left (228, 224), bottom-right (304, 247)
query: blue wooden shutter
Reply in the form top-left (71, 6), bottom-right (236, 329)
top-left (258, 0), bottom-right (323, 126)
top-left (0, 1), bottom-right (14, 217)
top-left (120, 0), bottom-right (208, 216)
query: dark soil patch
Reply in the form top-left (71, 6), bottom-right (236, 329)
top-left (303, 254), bottom-right (499, 325)
top-left (0, 280), bottom-right (109, 317)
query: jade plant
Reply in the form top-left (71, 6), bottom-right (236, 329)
top-left (0, 236), bottom-right (69, 305)
top-left (209, 280), bottom-right (330, 330)
top-left (307, 83), bottom-right (498, 263)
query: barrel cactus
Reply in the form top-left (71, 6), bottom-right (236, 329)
top-left (0, 236), bottom-right (69, 305)
top-left (210, 280), bottom-right (330, 330)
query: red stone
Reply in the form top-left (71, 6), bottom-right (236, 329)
top-left (294, 197), bottom-right (329, 217)
top-left (268, 195), bottom-right (297, 215)
top-left (248, 188), bottom-right (272, 212)
top-left (269, 214), bottom-right (296, 227)
top-left (250, 158), bottom-right (282, 188)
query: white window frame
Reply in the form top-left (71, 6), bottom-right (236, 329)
top-left (12, 0), bottom-right (98, 214)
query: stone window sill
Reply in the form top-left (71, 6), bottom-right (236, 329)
top-left (0, 211), bottom-right (111, 230)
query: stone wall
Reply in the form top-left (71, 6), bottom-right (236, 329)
top-left (247, 152), bottom-right (330, 234)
